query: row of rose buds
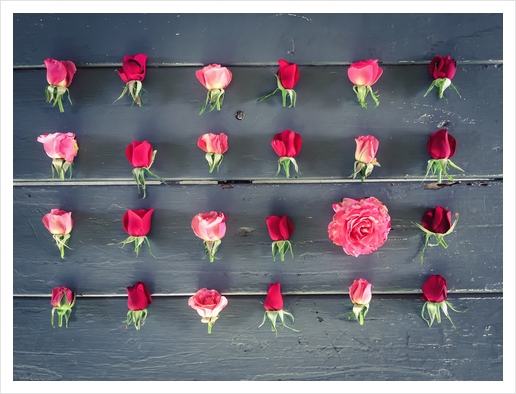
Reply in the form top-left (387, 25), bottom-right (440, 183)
top-left (37, 128), bottom-right (464, 188)
top-left (43, 201), bottom-right (457, 265)
top-left (43, 55), bottom-right (461, 113)
top-left (50, 275), bottom-right (467, 332)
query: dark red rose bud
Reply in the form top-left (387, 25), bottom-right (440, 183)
top-left (117, 54), bottom-right (148, 83)
top-left (421, 275), bottom-right (447, 303)
top-left (266, 216), bottom-right (294, 241)
top-left (421, 206), bottom-right (452, 234)
top-left (277, 60), bottom-right (300, 90)
top-left (427, 129), bottom-right (457, 160)
top-left (127, 281), bottom-right (152, 311)
top-left (429, 56), bottom-right (457, 80)
top-left (263, 282), bottom-right (284, 311)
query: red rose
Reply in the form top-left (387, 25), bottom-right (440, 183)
top-left (117, 54), bottom-right (148, 83)
top-left (271, 130), bottom-right (302, 158)
top-left (348, 59), bottom-right (383, 87)
top-left (349, 279), bottom-right (372, 305)
top-left (126, 140), bottom-right (154, 168)
top-left (44, 58), bottom-right (76, 88)
top-left (421, 206), bottom-right (452, 234)
top-left (277, 60), bottom-right (300, 90)
top-left (429, 56), bottom-right (457, 80)
top-left (51, 286), bottom-right (74, 308)
top-left (266, 216), bottom-right (294, 241)
top-left (263, 282), bottom-right (284, 311)
top-left (427, 129), bottom-right (457, 160)
top-left (127, 281), bottom-right (152, 311)
top-left (421, 275), bottom-right (447, 303)
top-left (123, 208), bottom-right (154, 237)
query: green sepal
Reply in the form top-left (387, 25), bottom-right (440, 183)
top-left (203, 240), bottom-right (222, 262)
top-left (53, 233), bottom-right (72, 259)
top-left (424, 78), bottom-right (461, 100)
top-left (114, 235), bottom-right (155, 258)
top-left (45, 86), bottom-right (71, 113)
top-left (200, 315), bottom-right (220, 334)
top-left (51, 158), bottom-right (73, 181)
top-left (353, 85), bottom-right (379, 108)
top-left (113, 81), bottom-right (145, 106)
top-left (271, 240), bottom-right (294, 262)
top-left (200, 88), bottom-right (225, 115)
top-left (51, 293), bottom-right (76, 328)
top-left (277, 157), bottom-right (300, 178)
top-left (424, 158), bottom-right (465, 183)
top-left (126, 308), bottom-right (148, 330)
top-left (348, 303), bottom-right (369, 325)
top-left (131, 153), bottom-right (165, 199)
top-left (350, 160), bottom-right (380, 182)
top-left (256, 74), bottom-right (297, 108)
top-left (258, 309), bottom-right (300, 336)
top-left (205, 153), bottom-right (224, 173)
top-left (413, 213), bottom-right (459, 264)
top-left (421, 300), bottom-right (467, 330)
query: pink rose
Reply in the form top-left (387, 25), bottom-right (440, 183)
top-left (42, 209), bottom-right (73, 235)
top-left (347, 59), bottom-right (383, 87)
top-left (196, 64), bottom-right (232, 90)
top-left (355, 135), bottom-right (379, 164)
top-left (191, 212), bottom-right (226, 242)
top-left (44, 58), bottom-right (76, 88)
top-left (349, 278), bottom-right (372, 305)
top-left (50, 286), bottom-right (75, 328)
top-left (197, 133), bottom-right (228, 155)
top-left (37, 132), bottom-right (79, 163)
top-left (188, 288), bottom-right (228, 334)
top-left (328, 197), bottom-right (391, 257)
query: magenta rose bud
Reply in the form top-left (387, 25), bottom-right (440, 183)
top-left (259, 282), bottom-right (299, 336)
top-left (191, 212), bottom-right (227, 262)
top-left (197, 133), bottom-right (229, 173)
top-left (424, 55), bottom-right (461, 99)
top-left (266, 216), bottom-right (295, 262)
top-left (351, 135), bottom-right (380, 182)
top-left (195, 64), bottom-right (232, 114)
top-left (348, 278), bottom-right (372, 325)
top-left (424, 129), bottom-right (464, 183)
top-left (420, 274), bottom-right (467, 329)
top-left (116, 209), bottom-right (155, 257)
top-left (37, 132), bottom-right (79, 181)
top-left (257, 59), bottom-right (300, 107)
top-left (347, 59), bottom-right (383, 108)
top-left (126, 282), bottom-right (152, 330)
top-left (50, 286), bottom-right (76, 328)
top-left (44, 58), bottom-right (76, 112)
top-left (271, 130), bottom-right (303, 178)
top-left (188, 288), bottom-right (228, 334)
top-left (125, 140), bottom-right (164, 199)
top-left (328, 197), bottom-right (391, 257)
top-left (42, 209), bottom-right (73, 259)
top-left (114, 54), bottom-right (148, 106)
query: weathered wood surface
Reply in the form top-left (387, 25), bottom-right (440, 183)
top-left (13, 65), bottom-right (502, 181)
top-left (13, 295), bottom-right (502, 381)
top-left (13, 182), bottom-right (502, 295)
top-left (13, 13), bottom-right (503, 67)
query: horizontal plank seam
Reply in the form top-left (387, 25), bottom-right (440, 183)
top-left (12, 177), bottom-right (503, 187)
top-left (13, 60), bottom-right (504, 70)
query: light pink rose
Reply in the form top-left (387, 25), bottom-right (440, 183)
top-left (197, 133), bottom-right (228, 154)
top-left (349, 278), bottom-right (372, 305)
top-left (195, 64), bottom-right (232, 90)
top-left (355, 135), bottom-right (379, 164)
top-left (328, 197), bottom-right (391, 257)
top-left (191, 211), bottom-right (226, 242)
top-left (188, 288), bottom-right (228, 318)
top-left (42, 209), bottom-right (73, 235)
top-left (37, 132), bottom-right (79, 163)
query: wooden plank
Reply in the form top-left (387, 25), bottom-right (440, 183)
top-left (12, 295), bottom-right (503, 381)
top-left (13, 64), bottom-right (503, 181)
top-left (13, 182), bottom-right (502, 295)
top-left (13, 13), bottom-right (503, 67)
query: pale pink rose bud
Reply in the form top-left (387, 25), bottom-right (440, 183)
top-left (355, 135), bottom-right (379, 164)
top-left (42, 209), bottom-right (73, 235)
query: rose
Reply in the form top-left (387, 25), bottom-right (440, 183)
top-left (420, 274), bottom-right (466, 329)
top-left (197, 133), bottom-right (229, 173)
top-left (328, 197), bottom-right (391, 257)
top-left (263, 282), bottom-right (284, 311)
top-left (424, 56), bottom-right (461, 99)
top-left (123, 209), bottom-right (154, 237)
top-left (44, 59), bottom-right (76, 112)
top-left (117, 54), bottom-right (148, 83)
top-left (351, 135), bottom-right (380, 181)
top-left (266, 216), bottom-right (294, 262)
top-left (50, 286), bottom-right (75, 328)
top-left (44, 58), bottom-right (76, 88)
top-left (413, 206), bottom-right (459, 264)
top-left (191, 212), bottom-right (227, 262)
top-left (277, 59), bottom-right (300, 90)
top-left (37, 133), bottom-right (79, 180)
top-left (271, 130), bottom-right (302, 178)
top-left (348, 278), bottom-right (372, 325)
top-left (196, 64), bottom-right (232, 114)
top-left (42, 209), bottom-right (73, 259)
top-left (188, 288), bottom-right (228, 334)
top-left (427, 129), bottom-right (456, 160)
top-left (429, 56), bottom-right (457, 80)
top-left (347, 59), bottom-right (383, 108)
top-left (125, 141), bottom-right (164, 198)
top-left (126, 281), bottom-right (152, 330)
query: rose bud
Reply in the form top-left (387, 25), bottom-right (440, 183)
top-left (126, 282), bottom-right (152, 330)
top-left (271, 130), bottom-right (303, 178)
top-left (44, 58), bottom-right (76, 112)
top-left (188, 288), bottom-right (228, 334)
top-left (50, 286), bottom-right (76, 328)
top-left (328, 197), bottom-right (391, 257)
top-left (42, 209), bottom-right (73, 259)
top-left (420, 275), bottom-right (467, 329)
top-left (350, 135), bottom-right (381, 182)
top-left (195, 64), bottom-right (232, 115)
top-left (114, 54), bottom-right (148, 106)
top-left (425, 129), bottom-right (464, 183)
top-left (348, 279), bottom-right (372, 325)
top-left (197, 133), bottom-right (229, 173)
top-left (113, 208), bottom-right (155, 257)
top-left (413, 206), bottom-right (459, 264)
top-left (347, 59), bottom-right (383, 108)
top-left (259, 282), bottom-right (299, 336)
top-left (266, 215), bottom-right (294, 262)
top-left (257, 59), bottom-right (300, 107)
top-left (37, 132), bottom-right (79, 181)
top-left (126, 140), bottom-right (165, 199)
top-left (191, 211), bottom-right (227, 262)
top-left (424, 55), bottom-right (461, 99)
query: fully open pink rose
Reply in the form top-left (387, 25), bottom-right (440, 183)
top-left (42, 209), bottom-right (73, 235)
top-left (198, 133), bottom-right (228, 155)
top-left (355, 135), bottom-right (379, 164)
top-left (328, 197), bottom-right (391, 257)
top-left (44, 58), bottom-right (76, 87)
top-left (191, 212), bottom-right (226, 242)
top-left (188, 288), bottom-right (228, 318)
top-left (37, 133), bottom-right (79, 163)
top-left (196, 64), bottom-right (232, 90)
